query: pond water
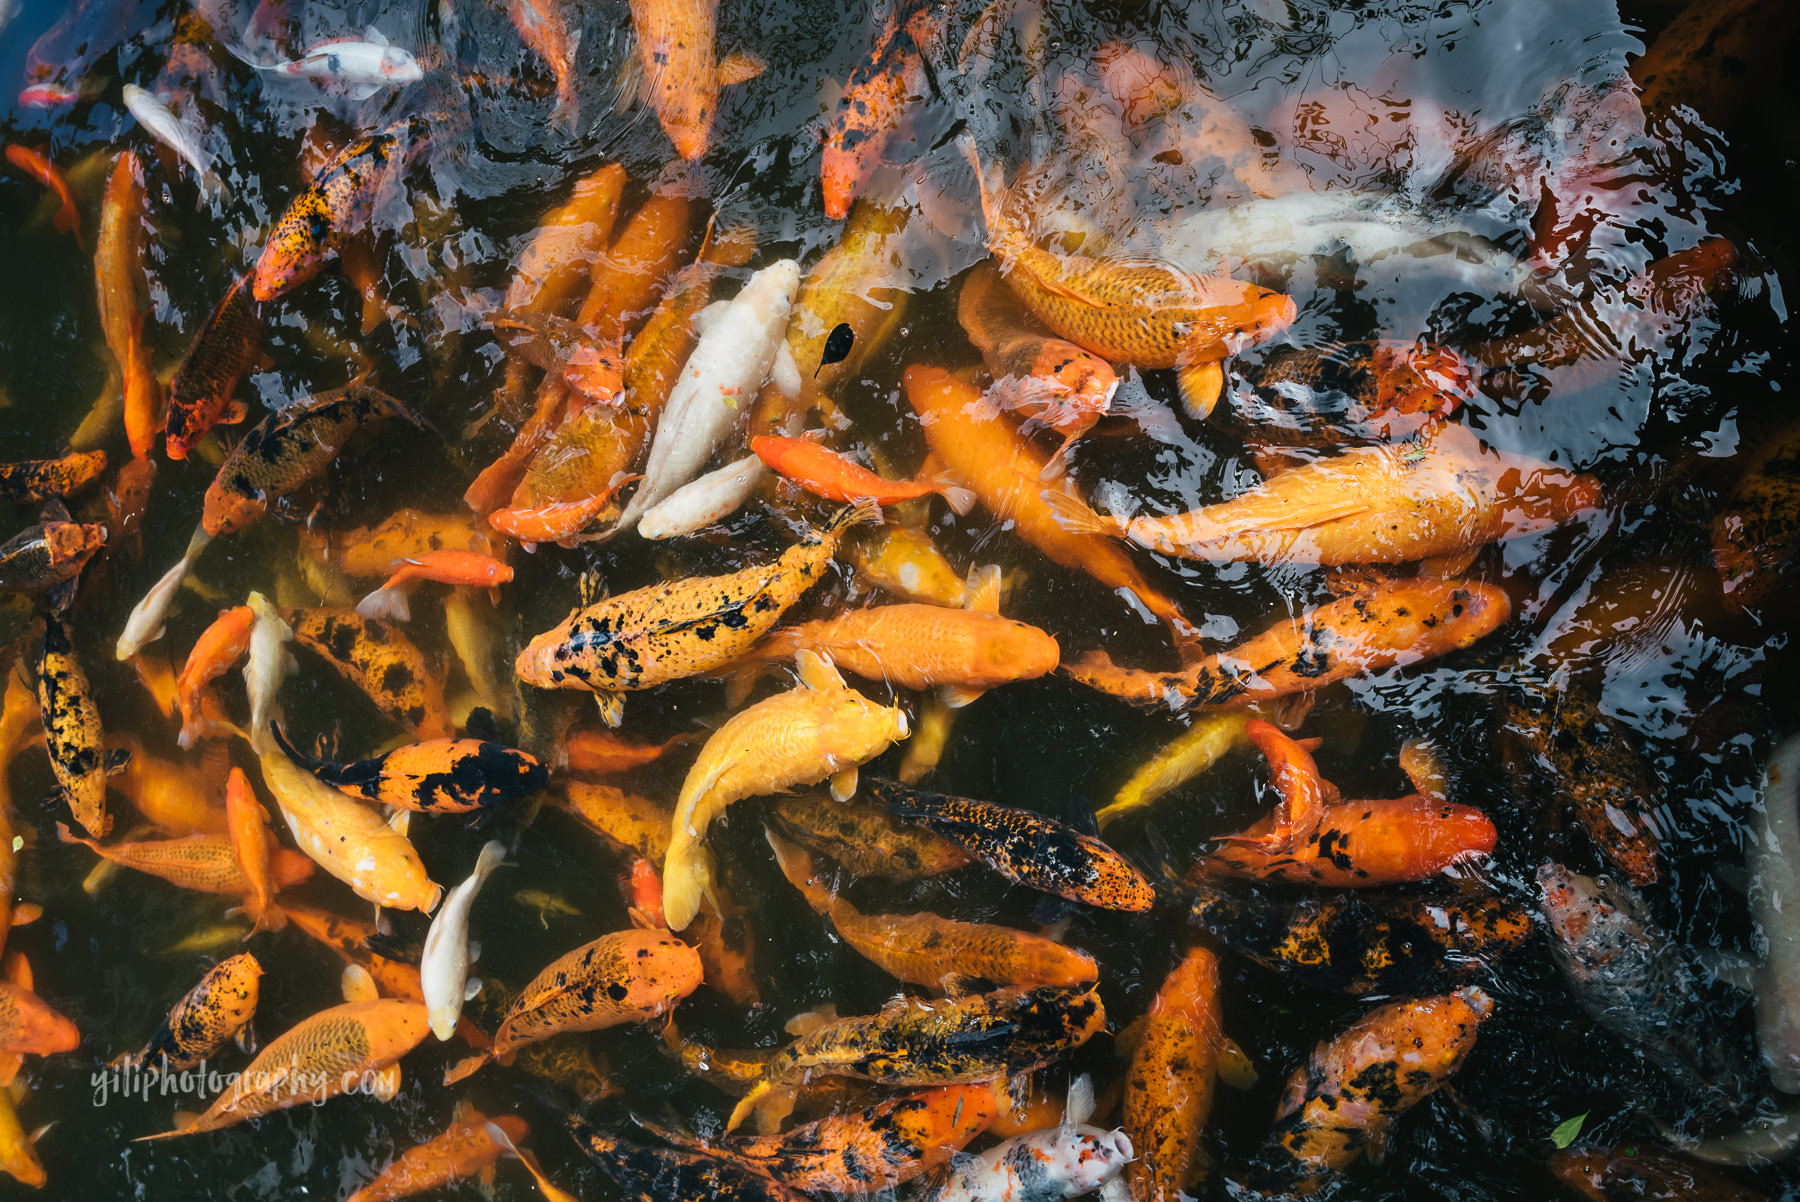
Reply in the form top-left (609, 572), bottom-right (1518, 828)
top-left (0, 0), bottom-right (1796, 1198)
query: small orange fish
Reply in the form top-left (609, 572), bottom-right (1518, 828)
top-left (175, 605), bottom-right (255, 750)
top-left (112, 737), bottom-right (229, 834)
top-left (752, 436), bottom-right (975, 514)
top-left (562, 728), bottom-right (697, 775)
top-left (5, 145), bottom-right (81, 247)
top-left (58, 823), bottom-right (315, 896)
top-left (164, 274), bottom-right (262, 460)
top-left (302, 509), bottom-right (494, 580)
top-left (508, 0), bottom-right (582, 129)
top-left (224, 769), bottom-right (285, 936)
top-left (95, 151), bottom-right (160, 458)
top-left (628, 0), bottom-right (765, 159)
top-left (356, 550), bottom-right (513, 623)
top-left (820, 0), bottom-right (949, 219)
top-left (0, 977), bottom-right (78, 1061)
top-left (347, 1109), bottom-right (528, 1202)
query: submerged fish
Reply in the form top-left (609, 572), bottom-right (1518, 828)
top-left (628, 0), bottom-right (764, 159)
top-left (234, 27), bottom-right (422, 98)
top-left (0, 451), bottom-right (107, 503)
top-left (422, 840), bottom-right (505, 1041)
top-left (916, 1075), bottom-right (1132, 1202)
top-left (165, 275), bottom-right (262, 460)
top-left (115, 953), bottom-right (261, 1073)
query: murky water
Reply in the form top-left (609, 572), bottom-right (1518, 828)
top-left (0, 0), bottom-right (1797, 1197)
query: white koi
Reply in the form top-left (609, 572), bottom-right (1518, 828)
top-left (605, 259), bottom-right (801, 539)
top-left (121, 86), bottom-right (219, 194)
top-left (243, 591), bottom-right (295, 756)
top-left (920, 1075), bottom-right (1132, 1202)
top-left (115, 525), bottom-right (211, 661)
top-left (232, 27), bottom-right (423, 100)
top-left (638, 455), bottom-right (768, 540)
top-left (1753, 734), bottom-right (1800, 1093)
top-left (421, 840), bottom-right (505, 1040)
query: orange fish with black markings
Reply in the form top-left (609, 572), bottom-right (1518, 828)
top-left (0, 513), bottom-right (107, 597)
top-left (860, 777), bottom-right (1155, 912)
top-left (115, 953), bottom-right (261, 1073)
top-left (270, 723), bottom-right (548, 814)
top-left (165, 274), bottom-right (262, 460)
top-left (769, 790), bottom-right (971, 880)
top-left (58, 823), bottom-right (315, 896)
top-left (0, 451), bottom-right (107, 503)
top-left (821, 0), bottom-right (950, 220)
top-left (302, 509), bottom-right (494, 580)
top-left (1125, 947), bottom-right (1226, 1202)
top-left (287, 608), bottom-right (453, 739)
top-left (768, 828), bottom-right (1098, 990)
top-left (5, 145), bottom-right (81, 247)
top-left (36, 610), bottom-right (116, 836)
top-left (175, 605), bottom-right (254, 750)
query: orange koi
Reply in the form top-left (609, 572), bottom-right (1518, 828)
top-left (175, 605), bottom-right (254, 749)
top-left (752, 436), bottom-right (975, 513)
top-left (768, 829), bottom-right (1098, 990)
top-left (1216, 720), bottom-right (1327, 855)
top-left (164, 274), bottom-right (262, 460)
top-left (628, 0), bottom-right (765, 160)
top-left (578, 177), bottom-right (693, 346)
top-left (104, 454), bottom-right (156, 566)
top-left (562, 728), bottom-right (697, 775)
top-left (57, 823), bottom-right (314, 896)
top-left (507, 0), bottom-right (582, 130)
top-left (1203, 792), bottom-right (1499, 887)
top-left (95, 151), bottom-right (160, 457)
top-left (903, 365), bottom-right (1199, 647)
top-left (282, 902), bottom-right (428, 1003)
top-left (5, 145), bottom-right (81, 247)
top-left (821, 0), bottom-right (949, 220)
top-left (356, 550), bottom-right (513, 623)
top-left (0, 450), bottom-right (107, 503)
top-left (346, 1109), bottom-right (528, 1202)
top-left (225, 768), bottom-right (284, 936)
top-left (503, 163), bottom-right (630, 321)
top-left (770, 791), bottom-right (972, 880)
top-left (137, 994), bottom-right (431, 1139)
top-left (1065, 579), bottom-right (1512, 712)
top-left (1125, 948), bottom-right (1226, 1202)
top-left (0, 979), bottom-right (78, 1061)
top-left (489, 313), bottom-right (626, 408)
top-left (302, 509), bottom-right (493, 580)
top-left (0, 1083), bottom-right (44, 1187)
top-left (112, 736), bottom-right (229, 834)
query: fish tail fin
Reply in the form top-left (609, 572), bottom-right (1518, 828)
top-left (717, 52), bottom-right (765, 87)
top-left (725, 1082), bottom-right (774, 1133)
top-left (443, 1050), bottom-right (492, 1086)
top-left (1039, 486), bottom-right (1121, 538)
top-left (828, 496), bottom-right (884, 533)
top-left (933, 477), bottom-right (977, 516)
top-left (355, 584), bottom-right (411, 623)
top-left (762, 827), bottom-right (830, 914)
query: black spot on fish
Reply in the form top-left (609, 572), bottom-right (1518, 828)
top-left (817, 323), bottom-right (855, 376)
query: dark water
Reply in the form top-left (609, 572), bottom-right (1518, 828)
top-left (0, 0), bottom-right (1795, 1197)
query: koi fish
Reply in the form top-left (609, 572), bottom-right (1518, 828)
top-left (1100, 712), bottom-right (1252, 828)
top-left (606, 258), bottom-right (802, 539)
top-left (288, 608), bottom-right (453, 739)
top-left (654, 1083), bottom-right (997, 1193)
top-left (1222, 339), bottom-right (1475, 450)
top-left (917, 1074), bottom-right (1132, 1202)
top-left (19, 0), bottom-right (146, 107)
top-left (233, 27), bottom-right (422, 98)
top-left (257, 740), bottom-right (442, 914)
top-left (1498, 684), bottom-right (1663, 885)
top-left (1126, 948), bottom-right (1226, 1202)
top-left (662, 652), bottom-right (909, 930)
top-left (1753, 735), bottom-right (1800, 1093)
top-left (580, 175), bottom-right (695, 347)
top-left (562, 728), bottom-right (695, 774)
top-left (111, 737), bottom-right (228, 834)
top-left (243, 591), bottom-right (294, 757)
top-left (767, 829), bottom-right (1098, 990)
top-left (1540, 862), bottom-right (1754, 1106)
top-left (516, 501), bottom-right (878, 725)
top-left (271, 726), bottom-right (546, 814)
top-left (137, 988), bottom-right (430, 1138)
top-left (1551, 1144), bottom-right (1772, 1202)
top-left (57, 823), bottom-right (314, 895)
top-left (225, 768), bottom-right (284, 935)
top-left (356, 550), bottom-right (513, 623)
top-left (0, 1082), bottom-right (44, 1188)
top-left (1065, 579), bottom-right (1511, 712)
top-left (1056, 422), bottom-right (1600, 567)
top-left (489, 312), bottom-right (626, 407)
top-left (37, 610), bottom-right (118, 837)
top-left (95, 151), bottom-right (160, 458)
top-left (628, 0), bottom-right (765, 159)
top-left (770, 790), bottom-right (971, 879)
top-left (283, 902), bottom-right (428, 1003)
top-left (0, 513), bottom-right (107, 596)
top-left (752, 435), bottom-right (975, 513)
top-left (115, 526), bottom-right (211, 660)
top-left (637, 455), bottom-right (769, 540)
top-left (346, 1108), bottom-right (527, 1202)
top-left (446, 928), bottom-right (701, 1079)
top-left (562, 1110), bottom-right (810, 1202)
top-left (904, 365), bottom-right (1199, 646)
top-left (820, 0), bottom-right (951, 219)
top-left (1630, 0), bottom-right (1798, 128)
top-left (120, 86), bottom-right (216, 192)
top-left (175, 605), bottom-right (254, 749)
top-left (860, 777), bottom-right (1155, 912)
top-left (303, 509), bottom-right (493, 579)
top-left (0, 977), bottom-right (78, 1062)
top-left (204, 385), bottom-right (421, 537)
top-left (1187, 882), bottom-right (1530, 997)
top-left (1713, 416), bottom-right (1800, 614)
top-left (507, 0), bottom-right (582, 130)
top-left (958, 262), bottom-right (1119, 459)
top-left (4, 146), bottom-right (81, 247)
top-left (422, 840), bottom-right (505, 1041)
top-left (165, 274), bottom-right (262, 460)
top-left (554, 780), bottom-right (674, 865)
top-left (727, 982), bottom-right (1106, 1131)
top-left (115, 953), bottom-right (261, 1073)
top-left (962, 135), bottom-right (1294, 414)
top-left (1245, 987), bottom-right (1493, 1195)
top-left (845, 520), bottom-right (968, 608)
top-left (0, 451), bottom-right (106, 503)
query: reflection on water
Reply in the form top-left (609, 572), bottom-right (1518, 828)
top-left (0, 0), bottom-right (1796, 1197)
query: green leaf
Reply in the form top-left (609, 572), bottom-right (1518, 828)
top-left (1550, 1111), bottom-right (1589, 1149)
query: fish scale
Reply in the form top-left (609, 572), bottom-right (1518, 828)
top-left (491, 929), bottom-right (701, 1061)
top-left (123, 954), bottom-right (261, 1073)
top-left (36, 611), bottom-right (110, 836)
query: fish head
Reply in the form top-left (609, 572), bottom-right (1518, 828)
top-left (381, 49), bottom-right (423, 82)
top-left (1051, 1128), bottom-right (1134, 1193)
top-left (1230, 288), bottom-right (1300, 354)
top-left (975, 620), bottom-right (1061, 680)
top-left (1537, 861), bottom-right (1648, 969)
top-left (44, 520), bottom-right (107, 571)
top-left (201, 480), bottom-right (263, 537)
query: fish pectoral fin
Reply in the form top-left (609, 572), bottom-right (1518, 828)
top-left (829, 765), bottom-right (859, 801)
top-left (234, 1021), bottom-right (258, 1056)
top-left (716, 52), bottom-right (765, 87)
top-left (794, 649), bottom-right (845, 692)
top-left (1418, 547), bottom-right (1480, 579)
top-left (960, 563), bottom-right (1003, 615)
top-left (1217, 1037), bottom-right (1259, 1089)
top-left (369, 1063), bottom-right (402, 1102)
top-left (1176, 357), bottom-right (1225, 419)
top-left (443, 1051), bottom-right (491, 1086)
top-left (221, 400), bottom-right (249, 425)
top-left (595, 691), bottom-right (625, 729)
top-left (938, 684), bottom-right (986, 709)
top-left (8, 904), bottom-right (41, 927)
top-left (464, 977), bottom-right (484, 1001)
top-left (772, 341), bottom-right (802, 400)
top-left (103, 747), bottom-right (132, 776)
top-left (341, 963), bottom-right (380, 1003)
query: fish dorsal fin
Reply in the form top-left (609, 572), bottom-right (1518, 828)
top-left (960, 565), bottom-right (1002, 615)
top-left (576, 571), bottom-right (608, 609)
top-left (341, 963), bottom-right (379, 1003)
top-left (795, 650), bottom-right (844, 692)
top-left (1064, 1072), bottom-right (1095, 1128)
top-left (716, 51), bottom-right (765, 88)
top-left (363, 25), bottom-right (389, 46)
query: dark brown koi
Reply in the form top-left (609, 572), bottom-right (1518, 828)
top-left (165, 274), bottom-right (262, 460)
